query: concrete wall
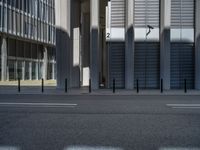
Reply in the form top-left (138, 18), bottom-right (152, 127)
top-left (195, 0), bottom-right (200, 89)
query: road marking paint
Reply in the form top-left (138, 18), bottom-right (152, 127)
top-left (167, 104), bottom-right (200, 107)
top-left (172, 107), bottom-right (200, 109)
top-left (167, 104), bottom-right (200, 109)
top-left (0, 103), bottom-right (77, 107)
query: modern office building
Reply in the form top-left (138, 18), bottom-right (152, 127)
top-left (0, 0), bottom-right (56, 81)
top-left (55, 0), bottom-right (200, 90)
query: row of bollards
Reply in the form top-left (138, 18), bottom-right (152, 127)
top-left (16, 78), bottom-right (189, 94)
top-left (17, 78), bottom-right (45, 93)
top-left (111, 78), bottom-right (188, 94)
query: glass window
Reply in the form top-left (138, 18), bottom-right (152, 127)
top-left (12, 9), bottom-right (16, 33)
top-left (24, 0), bottom-right (27, 12)
top-left (25, 61), bottom-right (30, 80)
top-left (47, 62), bottom-right (52, 80)
top-left (17, 60), bottom-right (23, 80)
top-left (32, 61), bottom-right (36, 80)
top-left (31, 44), bottom-right (37, 59)
top-left (20, 0), bottom-right (23, 10)
top-left (3, 6), bottom-right (7, 31)
top-left (8, 8), bottom-right (12, 33)
top-left (8, 60), bottom-right (16, 80)
top-left (24, 42), bottom-right (31, 58)
top-left (0, 5), bottom-right (2, 29)
top-left (16, 40), bottom-right (24, 58)
top-left (8, 39), bottom-right (16, 57)
top-left (38, 61), bottom-right (43, 79)
top-left (7, 0), bottom-right (12, 6)
top-left (16, 0), bottom-right (19, 9)
top-left (16, 12), bottom-right (20, 35)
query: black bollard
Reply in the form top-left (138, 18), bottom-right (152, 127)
top-left (161, 78), bottom-right (163, 93)
top-left (18, 78), bottom-right (21, 93)
top-left (42, 78), bottom-right (44, 93)
top-left (184, 79), bottom-right (187, 93)
top-left (113, 79), bottom-right (115, 93)
top-left (89, 79), bottom-right (91, 93)
top-left (65, 78), bottom-right (68, 93)
top-left (137, 79), bottom-right (139, 93)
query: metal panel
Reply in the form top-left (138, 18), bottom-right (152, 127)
top-left (109, 42), bottom-right (125, 88)
top-left (134, 0), bottom-right (160, 28)
top-left (134, 42), bottom-right (160, 89)
top-left (171, 43), bottom-right (195, 89)
top-left (171, 0), bottom-right (194, 28)
top-left (171, 0), bottom-right (195, 89)
top-left (111, 0), bottom-right (125, 28)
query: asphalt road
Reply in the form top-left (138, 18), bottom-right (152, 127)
top-left (0, 95), bottom-right (200, 150)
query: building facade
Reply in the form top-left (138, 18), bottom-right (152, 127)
top-left (0, 0), bottom-right (56, 81)
top-left (56, 0), bottom-right (200, 90)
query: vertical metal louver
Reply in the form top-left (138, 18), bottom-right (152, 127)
top-left (171, 43), bottom-right (195, 89)
top-left (134, 42), bottom-right (160, 89)
top-left (134, 0), bottom-right (160, 28)
top-left (111, 0), bottom-right (125, 28)
top-left (134, 0), bottom-right (160, 89)
top-left (171, 0), bottom-right (195, 89)
top-left (171, 0), bottom-right (194, 28)
top-left (109, 42), bottom-right (125, 88)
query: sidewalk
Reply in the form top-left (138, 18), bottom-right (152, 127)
top-left (0, 85), bottom-right (200, 95)
top-left (0, 80), bottom-right (56, 86)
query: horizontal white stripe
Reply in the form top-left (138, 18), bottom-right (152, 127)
top-left (167, 104), bottom-right (200, 107)
top-left (172, 107), bottom-right (200, 109)
top-left (0, 103), bottom-right (77, 107)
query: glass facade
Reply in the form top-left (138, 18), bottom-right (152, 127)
top-left (0, 0), bottom-right (55, 45)
top-left (0, 0), bottom-right (56, 81)
top-left (5, 38), bottom-right (56, 81)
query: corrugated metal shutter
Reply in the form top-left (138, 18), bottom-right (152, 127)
top-left (171, 43), bottom-right (195, 89)
top-left (111, 0), bottom-right (125, 28)
top-left (134, 0), bottom-right (160, 28)
top-left (109, 42), bottom-right (125, 88)
top-left (134, 42), bottom-right (160, 89)
top-left (171, 0), bottom-right (194, 28)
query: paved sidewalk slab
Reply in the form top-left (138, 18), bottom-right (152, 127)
top-left (0, 85), bottom-right (200, 96)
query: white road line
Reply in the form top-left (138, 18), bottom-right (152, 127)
top-left (167, 104), bottom-right (200, 107)
top-left (0, 103), bottom-right (78, 107)
top-left (172, 107), bottom-right (200, 109)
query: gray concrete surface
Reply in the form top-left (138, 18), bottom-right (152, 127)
top-left (160, 0), bottom-right (171, 90)
top-left (195, 0), bottom-right (200, 90)
top-left (0, 95), bottom-right (200, 150)
top-left (125, 0), bottom-right (134, 90)
top-left (0, 85), bottom-right (200, 96)
top-left (1, 37), bottom-right (7, 81)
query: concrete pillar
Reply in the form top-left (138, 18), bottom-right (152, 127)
top-left (52, 61), bottom-right (55, 80)
top-left (42, 47), bottom-right (48, 80)
top-left (22, 61), bottom-right (25, 80)
top-left (36, 62), bottom-right (39, 80)
top-left (90, 0), bottom-right (100, 90)
top-left (1, 37), bottom-right (7, 81)
top-left (55, 0), bottom-right (71, 89)
top-left (195, 0), bottom-right (200, 89)
top-left (125, 0), bottom-right (134, 89)
top-left (70, 0), bottom-right (81, 88)
top-left (160, 0), bottom-right (171, 90)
